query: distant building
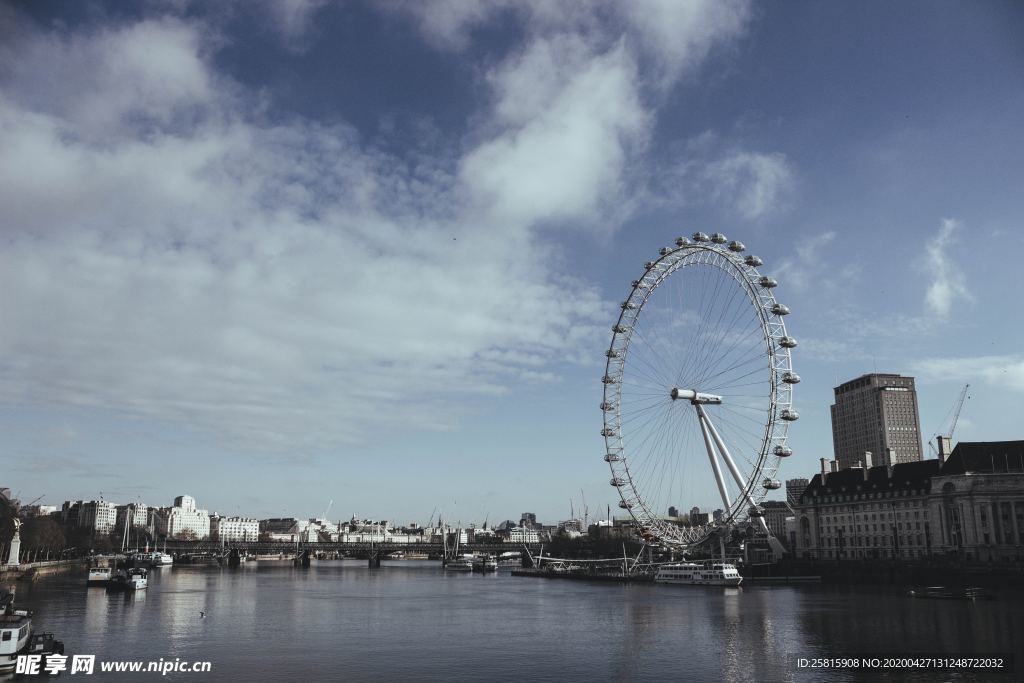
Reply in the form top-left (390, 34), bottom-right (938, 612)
top-left (79, 500), bottom-right (117, 534)
top-left (759, 501), bottom-right (790, 548)
top-left (115, 503), bottom-right (149, 534)
top-left (712, 509), bottom-right (723, 523)
top-left (786, 479), bottom-right (808, 509)
top-left (690, 512), bottom-right (709, 526)
top-left (19, 505), bottom-right (57, 518)
top-left (210, 515), bottom-right (259, 542)
top-left (520, 512), bottom-right (538, 530)
top-left (507, 526), bottom-right (540, 544)
top-left (668, 506), bottom-right (679, 518)
top-left (154, 495), bottom-right (210, 540)
top-left (831, 373), bottom-right (923, 469)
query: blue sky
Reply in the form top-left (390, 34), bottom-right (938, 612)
top-left (2, 1), bottom-right (1022, 525)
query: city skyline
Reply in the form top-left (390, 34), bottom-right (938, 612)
top-left (2, 2), bottom-right (1023, 522)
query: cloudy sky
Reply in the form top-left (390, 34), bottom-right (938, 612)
top-left (2, 1), bottom-right (1022, 525)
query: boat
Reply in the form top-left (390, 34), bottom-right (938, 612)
top-left (655, 561), bottom-right (743, 586)
top-left (87, 566), bottom-right (113, 586)
top-left (445, 555), bottom-right (474, 572)
top-left (108, 567), bottom-right (148, 591)
top-left (472, 554), bottom-right (498, 572)
top-left (125, 567), bottom-right (149, 591)
top-left (0, 591), bottom-right (35, 674)
top-left (908, 586), bottom-right (990, 600)
top-left (152, 552), bottom-right (173, 566)
top-left (497, 551), bottom-right (521, 567)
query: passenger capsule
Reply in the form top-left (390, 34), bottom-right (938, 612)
top-left (659, 247), bottom-right (673, 256)
top-left (774, 445), bottom-right (793, 457)
top-left (782, 371), bottom-right (801, 384)
top-left (600, 402), bottom-right (616, 412)
top-left (675, 237), bottom-right (691, 247)
top-left (779, 336), bottom-right (798, 348)
top-left (728, 240), bottom-right (746, 252)
top-left (771, 303), bottom-right (790, 316)
top-left (610, 477), bottom-right (626, 487)
top-left (759, 276), bottom-right (778, 288)
top-left (606, 349), bottom-right (620, 358)
top-left (602, 375), bottom-right (618, 385)
top-left (745, 255), bottom-right (763, 267)
top-left (604, 453), bottom-right (622, 462)
top-left (781, 409), bottom-right (799, 421)
top-left (621, 301), bottom-right (637, 310)
top-left (613, 324), bottom-right (628, 334)
top-left (644, 261), bottom-right (655, 270)
top-left (617, 499), bottom-right (633, 509)
top-left (692, 232), bottom-right (710, 242)
top-left (763, 479), bottom-right (782, 490)
top-left (631, 280), bottom-right (649, 289)
top-left (601, 428), bottom-right (617, 437)
top-left (711, 232), bottom-right (728, 244)
top-left (748, 507), bottom-right (764, 517)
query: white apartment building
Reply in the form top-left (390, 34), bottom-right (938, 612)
top-left (507, 526), bottom-right (540, 543)
top-left (79, 500), bottom-right (117, 534)
top-left (154, 495), bottom-right (211, 540)
top-left (210, 515), bottom-right (259, 542)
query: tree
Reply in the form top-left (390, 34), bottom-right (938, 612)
top-left (22, 517), bottom-right (65, 550)
top-left (176, 528), bottom-right (197, 541)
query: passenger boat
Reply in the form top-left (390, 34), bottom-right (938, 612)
top-left (87, 566), bottom-right (113, 586)
top-left (0, 608), bottom-right (32, 673)
top-left (472, 554), bottom-right (498, 572)
top-left (655, 561), bottom-right (743, 586)
top-left (151, 552), bottom-right (174, 566)
top-left (908, 586), bottom-right (989, 600)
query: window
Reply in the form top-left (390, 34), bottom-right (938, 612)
top-left (2, 631), bottom-right (11, 642)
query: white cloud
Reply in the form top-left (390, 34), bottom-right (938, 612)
top-left (703, 150), bottom-right (794, 220)
top-left (923, 218), bottom-right (970, 318)
top-left (913, 355), bottom-right (1024, 393)
top-left (0, 3), bottom-right (757, 453)
top-left (460, 36), bottom-right (647, 230)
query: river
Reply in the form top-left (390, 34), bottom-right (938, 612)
top-left (6, 560), bottom-right (1023, 681)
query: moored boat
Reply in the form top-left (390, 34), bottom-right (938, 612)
top-left (445, 555), bottom-right (474, 572)
top-left (125, 567), bottom-right (149, 591)
top-left (472, 554), bottom-right (498, 572)
top-left (87, 566), bottom-right (112, 586)
top-left (655, 561), bottom-right (743, 586)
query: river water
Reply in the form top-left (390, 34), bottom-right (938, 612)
top-left (6, 560), bottom-right (1023, 681)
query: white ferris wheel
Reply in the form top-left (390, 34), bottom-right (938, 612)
top-left (601, 232), bottom-right (798, 549)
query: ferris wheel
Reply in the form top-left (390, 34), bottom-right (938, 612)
top-left (601, 232), bottom-right (798, 549)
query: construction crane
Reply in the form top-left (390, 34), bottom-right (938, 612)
top-left (928, 384), bottom-right (970, 456)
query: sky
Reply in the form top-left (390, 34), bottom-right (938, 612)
top-left (2, 0), bottom-right (1023, 526)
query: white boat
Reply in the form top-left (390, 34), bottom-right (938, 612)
top-left (655, 561), bottom-right (743, 586)
top-left (0, 595), bottom-right (32, 674)
top-left (125, 568), bottom-right (149, 591)
top-left (151, 552), bottom-right (173, 566)
top-left (472, 554), bottom-right (498, 572)
top-left (87, 566), bottom-right (112, 586)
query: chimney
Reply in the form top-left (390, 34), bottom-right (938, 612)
top-left (886, 448), bottom-right (897, 467)
top-left (864, 451), bottom-right (873, 469)
top-left (937, 436), bottom-right (952, 463)
top-left (830, 460), bottom-right (838, 473)
top-left (820, 457), bottom-right (828, 477)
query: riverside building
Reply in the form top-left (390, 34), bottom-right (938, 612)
top-left (831, 373), bottom-right (923, 469)
top-left (793, 440), bottom-right (1024, 562)
top-left (210, 515), bottom-right (259, 542)
top-left (154, 495), bottom-right (210, 540)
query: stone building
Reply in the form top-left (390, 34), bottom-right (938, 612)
top-left (792, 440), bottom-right (1024, 562)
